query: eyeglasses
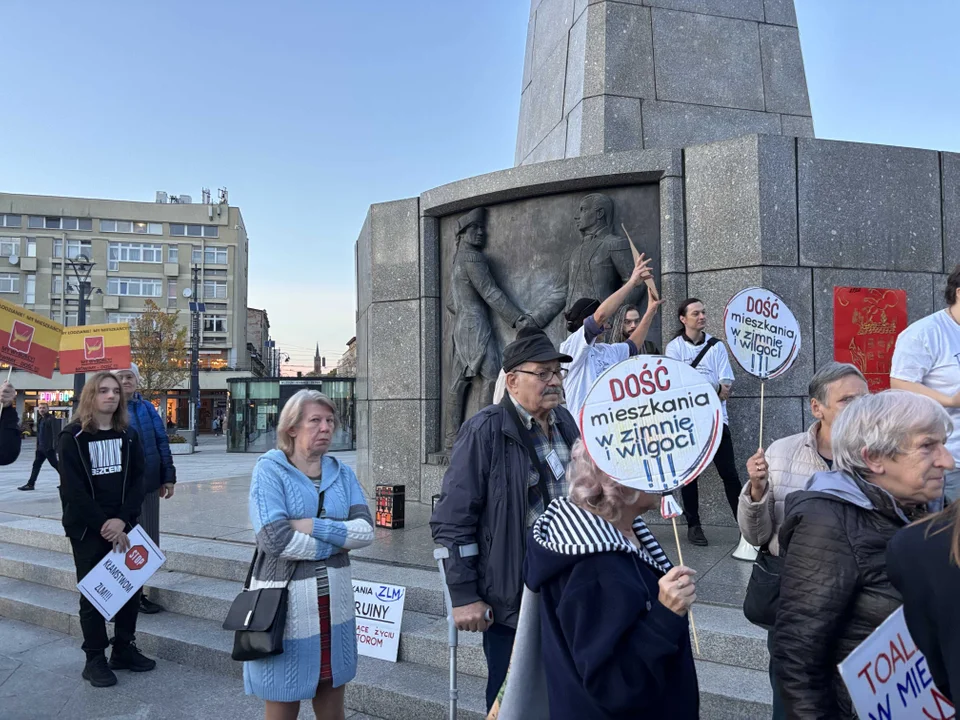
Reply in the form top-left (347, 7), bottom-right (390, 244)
top-left (513, 368), bottom-right (568, 383)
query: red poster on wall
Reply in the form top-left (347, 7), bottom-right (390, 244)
top-left (833, 287), bottom-right (908, 392)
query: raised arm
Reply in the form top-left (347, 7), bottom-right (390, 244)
top-left (593, 254), bottom-right (653, 327)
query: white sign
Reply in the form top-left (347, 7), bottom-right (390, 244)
top-left (353, 580), bottom-right (406, 662)
top-left (838, 607), bottom-right (955, 720)
top-left (579, 356), bottom-right (724, 493)
top-left (723, 287), bottom-right (801, 380)
top-left (76, 525), bottom-right (166, 621)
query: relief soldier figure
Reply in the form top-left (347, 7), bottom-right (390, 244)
top-left (445, 207), bottom-right (534, 448)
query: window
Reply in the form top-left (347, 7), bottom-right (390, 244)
top-left (28, 216), bottom-right (43, 229)
top-left (170, 224), bottom-right (218, 238)
top-left (202, 280), bottom-right (227, 299)
top-left (167, 245), bottom-right (178, 263)
top-left (106, 277), bottom-right (162, 297)
top-left (204, 246), bottom-right (228, 264)
top-left (61, 217), bottom-right (93, 231)
top-left (52, 275), bottom-right (63, 294)
top-left (65, 311), bottom-right (78, 327)
top-left (0, 215), bottom-right (20, 228)
top-left (0, 274), bottom-right (19, 293)
top-left (26, 238), bottom-right (36, 257)
top-left (203, 315), bottom-right (226, 333)
top-left (25, 275), bottom-right (35, 304)
top-left (192, 245), bottom-right (202, 263)
top-left (0, 238), bottom-right (19, 258)
top-left (108, 312), bottom-right (142, 324)
top-left (108, 242), bottom-right (163, 266)
top-left (100, 219), bottom-right (161, 234)
top-left (167, 280), bottom-right (177, 307)
top-left (53, 239), bottom-right (92, 259)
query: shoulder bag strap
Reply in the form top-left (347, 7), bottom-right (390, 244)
top-left (690, 336), bottom-right (721, 370)
top-left (501, 396), bottom-right (554, 507)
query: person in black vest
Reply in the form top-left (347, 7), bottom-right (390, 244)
top-left (59, 371), bottom-right (154, 688)
top-left (0, 381), bottom-right (21, 466)
top-left (19, 401), bottom-right (58, 490)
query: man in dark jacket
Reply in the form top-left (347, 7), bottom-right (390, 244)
top-left (0, 381), bottom-right (21, 466)
top-left (431, 327), bottom-right (579, 711)
top-left (114, 365), bottom-right (176, 614)
top-left (18, 401), bottom-right (58, 490)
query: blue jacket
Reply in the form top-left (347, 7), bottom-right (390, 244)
top-left (524, 497), bottom-right (699, 720)
top-left (126, 394), bottom-right (176, 494)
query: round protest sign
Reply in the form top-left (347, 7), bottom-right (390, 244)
top-left (579, 356), bottom-right (724, 493)
top-left (723, 287), bottom-right (801, 380)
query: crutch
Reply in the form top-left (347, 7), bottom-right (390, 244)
top-left (434, 547), bottom-right (459, 720)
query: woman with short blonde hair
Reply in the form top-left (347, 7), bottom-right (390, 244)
top-left (245, 389), bottom-right (373, 720)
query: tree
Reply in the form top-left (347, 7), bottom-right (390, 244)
top-left (130, 300), bottom-right (189, 400)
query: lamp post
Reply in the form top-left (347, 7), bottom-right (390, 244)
top-left (65, 254), bottom-right (98, 410)
top-left (188, 265), bottom-right (202, 447)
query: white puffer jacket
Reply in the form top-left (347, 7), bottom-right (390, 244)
top-left (737, 422), bottom-right (829, 556)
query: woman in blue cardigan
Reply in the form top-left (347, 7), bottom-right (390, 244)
top-left (246, 390), bottom-right (373, 720)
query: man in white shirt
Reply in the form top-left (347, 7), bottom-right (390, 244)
top-left (559, 254), bottom-right (662, 417)
top-left (665, 298), bottom-right (742, 546)
top-left (891, 268), bottom-right (960, 501)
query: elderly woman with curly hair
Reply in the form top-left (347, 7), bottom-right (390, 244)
top-left (520, 440), bottom-right (699, 720)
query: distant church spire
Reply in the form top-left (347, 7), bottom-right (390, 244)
top-left (314, 344), bottom-right (321, 375)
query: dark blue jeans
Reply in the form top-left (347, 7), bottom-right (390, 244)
top-left (481, 622), bottom-right (516, 711)
top-left (768, 630), bottom-right (785, 720)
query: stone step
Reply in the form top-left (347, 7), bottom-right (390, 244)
top-left (0, 575), bottom-right (488, 720)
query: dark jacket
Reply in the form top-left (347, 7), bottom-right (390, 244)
top-left (126, 394), bottom-right (176, 493)
top-left (0, 405), bottom-right (21, 465)
top-left (773, 470), bottom-right (923, 719)
top-left (58, 421), bottom-right (145, 540)
top-left (524, 498), bottom-right (698, 720)
top-left (36, 412), bottom-right (56, 452)
top-left (887, 512), bottom-right (960, 703)
top-left (430, 396), bottom-right (580, 628)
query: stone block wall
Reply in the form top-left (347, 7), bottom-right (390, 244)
top-left (516, 0), bottom-right (813, 165)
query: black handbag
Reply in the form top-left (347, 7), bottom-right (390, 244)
top-left (223, 490), bottom-right (324, 661)
top-left (222, 549), bottom-right (291, 661)
top-left (742, 546), bottom-right (784, 630)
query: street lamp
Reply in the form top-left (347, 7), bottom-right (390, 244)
top-left (65, 254), bottom-right (100, 408)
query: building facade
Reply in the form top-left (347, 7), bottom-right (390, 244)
top-left (246, 307), bottom-right (271, 376)
top-left (0, 190), bottom-right (253, 429)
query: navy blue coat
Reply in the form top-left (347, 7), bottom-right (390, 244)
top-left (525, 527), bottom-right (699, 719)
top-left (126, 394), bottom-right (176, 494)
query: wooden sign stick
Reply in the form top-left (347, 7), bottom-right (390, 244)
top-left (759, 380), bottom-right (766, 449)
top-left (621, 224), bottom-right (660, 302)
top-left (670, 516), bottom-right (701, 656)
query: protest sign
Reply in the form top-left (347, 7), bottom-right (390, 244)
top-left (579, 356), bottom-right (724, 493)
top-left (839, 606), bottom-right (955, 720)
top-left (76, 525), bottom-right (165, 621)
top-left (353, 580), bottom-right (406, 662)
top-left (59, 323), bottom-right (131, 374)
top-left (723, 288), bottom-right (801, 380)
top-left (834, 287), bottom-right (908, 392)
top-left (0, 298), bottom-right (63, 379)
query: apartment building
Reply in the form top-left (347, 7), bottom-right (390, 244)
top-left (246, 307), bottom-right (271, 376)
top-left (0, 190), bottom-right (252, 429)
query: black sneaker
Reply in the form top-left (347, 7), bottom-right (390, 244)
top-left (17, 483), bottom-right (35, 491)
top-left (687, 525), bottom-right (709, 547)
top-left (109, 641), bottom-right (156, 672)
top-left (139, 596), bottom-right (163, 614)
top-left (81, 655), bottom-right (117, 687)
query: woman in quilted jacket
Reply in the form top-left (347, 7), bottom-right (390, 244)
top-left (773, 390), bottom-right (952, 719)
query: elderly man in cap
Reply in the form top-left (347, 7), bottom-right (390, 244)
top-left (431, 327), bottom-right (580, 711)
top-left (113, 364), bottom-right (176, 614)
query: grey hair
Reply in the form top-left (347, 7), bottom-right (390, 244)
top-left (808, 362), bottom-right (866, 404)
top-left (832, 390), bottom-right (953, 476)
top-left (276, 389), bottom-right (338, 456)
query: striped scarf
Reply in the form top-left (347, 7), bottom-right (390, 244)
top-left (532, 497), bottom-right (672, 574)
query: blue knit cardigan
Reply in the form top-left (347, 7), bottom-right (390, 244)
top-left (243, 449), bottom-right (373, 701)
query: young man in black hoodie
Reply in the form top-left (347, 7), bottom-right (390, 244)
top-left (19, 401), bottom-right (58, 490)
top-left (59, 371), bottom-right (155, 688)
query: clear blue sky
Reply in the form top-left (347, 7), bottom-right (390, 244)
top-left (1, 0), bottom-right (958, 373)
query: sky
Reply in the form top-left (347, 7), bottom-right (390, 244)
top-left (1, 1), bottom-right (958, 374)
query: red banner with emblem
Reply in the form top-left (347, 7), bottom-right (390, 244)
top-left (833, 287), bottom-right (908, 392)
top-left (0, 298), bottom-right (63, 378)
top-left (58, 323), bottom-right (131, 375)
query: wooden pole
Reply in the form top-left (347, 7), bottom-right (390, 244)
top-left (671, 516), bottom-right (701, 656)
top-left (621, 223), bottom-right (660, 301)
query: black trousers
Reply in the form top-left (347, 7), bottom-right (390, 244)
top-left (27, 448), bottom-right (59, 485)
top-left (70, 533), bottom-right (141, 658)
top-left (680, 425), bottom-right (743, 528)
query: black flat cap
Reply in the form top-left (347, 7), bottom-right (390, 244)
top-left (502, 327), bottom-right (573, 372)
top-left (564, 297), bottom-right (600, 325)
